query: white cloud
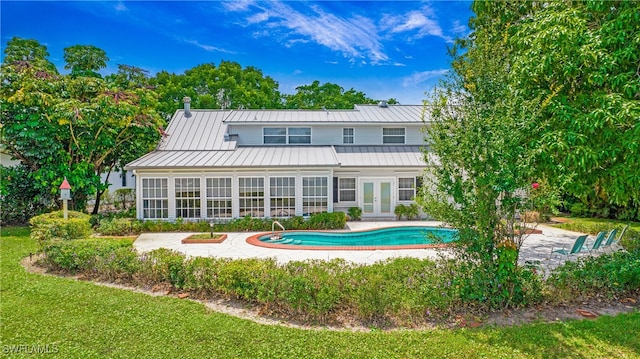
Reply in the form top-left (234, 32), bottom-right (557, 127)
top-left (293, 69), bottom-right (303, 75)
top-left (402, 69), bottom-right (449, 87)
top-left (451, 20), bottom-right (468, 35)
top-left (221, 0), bottom-right (255, 12)
top-left (185, 40), bottom-right (236, 54)
top-left (393, 62), bottom-right (406, 67)
top-left (225, 1), bottom-right (389, 64)
top-left (381, 6), bottom-right (449, 41)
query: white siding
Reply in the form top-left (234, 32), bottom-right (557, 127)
top-left (230, 123), bottom-right (426, 146)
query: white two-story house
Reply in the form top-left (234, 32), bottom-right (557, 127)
top-left (125, 99), bottom-right (429, 221)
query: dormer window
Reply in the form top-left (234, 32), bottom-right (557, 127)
top-left (264, 127), bottom-right (286, 144)
top-left (383, 128), bottom-right (405, 144)
top-left (288, 127), bottom-right (311, 144)
top-left (343, 128), bottom-right (354, 144)
top-left (263, 127), bottom-right (311, 144)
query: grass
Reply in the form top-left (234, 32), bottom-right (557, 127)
top-left (552, 217), bottom-right (640, 234)
top-left (1, 226), bottom-right (639, 358)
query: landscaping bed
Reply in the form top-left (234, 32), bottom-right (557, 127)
top-left (181, 233), bottom-right (227, 244)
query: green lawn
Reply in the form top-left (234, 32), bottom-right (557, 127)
top-left (1, 226), bottom-right (639, 358)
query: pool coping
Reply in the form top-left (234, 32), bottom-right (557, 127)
top-left (245, 226), bottom-right (454, 251)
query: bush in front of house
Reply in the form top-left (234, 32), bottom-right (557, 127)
top-left (95, 211), bottom-right (347, 235)
top-left (30, 210), bottom-right (92, 245)
top-left (41, 237), bottom-right (550, 326)
top-left (43, 237), bottom-right (134, 273)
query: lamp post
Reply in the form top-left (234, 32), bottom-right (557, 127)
top-left (209, 221), bottom-right (214, 238)
top-left (59, 177), bottom-right (72, 220)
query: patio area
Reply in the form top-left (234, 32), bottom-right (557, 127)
top-left (133, 221), bottom-right (603, 275)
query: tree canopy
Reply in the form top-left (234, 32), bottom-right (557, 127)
top-left (469, 1), bottom-right (640, 218)
top-left (1, 37), bottom-right (164, 213)
top-left (283, 80), bottom-right (377, 109)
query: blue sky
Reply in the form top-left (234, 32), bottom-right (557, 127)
top-left (1, 1), bottom-right (472, 105)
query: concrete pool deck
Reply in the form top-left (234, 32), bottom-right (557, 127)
top-left (133, 221), bottom-right (606, 274)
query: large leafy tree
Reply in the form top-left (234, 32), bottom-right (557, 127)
top-left (474, 1), bottom-right (640, 218)
top-left (1, 37), bottom-right (163, 213)
top-left (152, 61), bottom-right (283, 120)
top-left (283, 80), bottom-right (377, 109)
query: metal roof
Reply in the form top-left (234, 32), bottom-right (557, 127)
top-left (334, 146), bottom-right (426, 167)
top-left (158, 110), bottom-right (236, 151)
top-left (125, 146), bottom-right (339, 169)
top-left (222, 105), bottom-right (426, 124)
top-left (125, 145), bottom-right (430, 170)
top-left (125, 105), bottom-right (431, 171)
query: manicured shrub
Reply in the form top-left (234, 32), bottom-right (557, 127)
top-left (44, 237), bottom-right (134, 272)
top-left (135, 248), bottom-right (187, 288)
top-left (96, 218), bottom-right (142, 236)
top-left (394, 204), bottom-right (406, 220)
top-left (30, 210), bottom-right (92, 245)
top-left (348, 207), bottom-right (362, 221)
top-left (278, 260), bottom-right (347, 319)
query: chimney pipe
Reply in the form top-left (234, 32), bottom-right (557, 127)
top-left (183, 96), bottom-right (192, 118)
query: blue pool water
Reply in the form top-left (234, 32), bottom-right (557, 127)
top-left (259, 226), bottom-right (457, 247)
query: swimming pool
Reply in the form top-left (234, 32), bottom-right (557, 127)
top-left (246, 226), bottom-right (457, 250)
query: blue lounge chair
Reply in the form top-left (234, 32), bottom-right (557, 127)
top-left (551, 234), bottom-right (588, 261)
top-left (603, 225), bottom-right (628, 252)
top-left (582, 231), bottom-right (607, 254)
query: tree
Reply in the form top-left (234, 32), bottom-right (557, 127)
top-left (1, 38), bottom-right (163, 213)
top-left (283, 80), bottom-right (376, 109)
top-left (420, 3), bottom-right (559, 309)
top-left (63, 44), bottom-right (108, 78)
top-left (474, 1), bottom-right (640, 219)
top-left (152, 61), bottom-right (283, 119)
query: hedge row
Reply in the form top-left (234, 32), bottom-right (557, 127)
top-left (95, 212), bottom-right (347, 236)
top-left (42, 239), bottom-right (547, 327)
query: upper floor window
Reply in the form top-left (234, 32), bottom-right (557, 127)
top-left (263, 127), bottom-right (311, 144)
top-left (343, 128), bottom-right (354, 144)
top-left (383, 128), bottom-right (405, 144)
top-left (288, 127), bottom-right (311, 144)
top-left (264, 127), bottom-right (286, 144)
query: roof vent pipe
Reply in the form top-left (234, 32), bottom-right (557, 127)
top-left (183, 96), bottom-right (192, 118)
top-left (378, 100), bottom-right (388, 108)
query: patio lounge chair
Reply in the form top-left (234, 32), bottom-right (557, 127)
top-left (602, 225), bottom-right (628, 252)
top-left (582, 231), bottom-right (607, 254)
top-left (550, 234), bottom-right (588, 261)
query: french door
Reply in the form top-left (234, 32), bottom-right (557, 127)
top-left (360, 179), bottom-right (394, 217)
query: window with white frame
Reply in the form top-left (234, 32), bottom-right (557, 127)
top-left (288, 127), bottom-right (311, 144)
top-left (343, 128), bottom-right (354, 144)
top-left (398, 177), bottom-right (416, 201)
top-left (383, 128), bottom-right (405, 144)
top-left (175, 178), bottom-right (201, 218)
top-left (303, 176), bottom-right (328, 215)
top-left (238, 177), bottom-right (264, 217)
top-left (206, 177), bottom-right (232, 218)
top-left (270, 177), bottom-right (295, 217)
top-left (263, 127), bottom-right (286, 144)
top-left (338, 177), bottom-right (356, 202)
top-left (142, 178), bottom-right (168, 219)
top-left (263, 127), bottom-right (311, 144)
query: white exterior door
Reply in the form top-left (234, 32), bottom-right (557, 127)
top-left (360, 179), bottom-right (394, 217)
